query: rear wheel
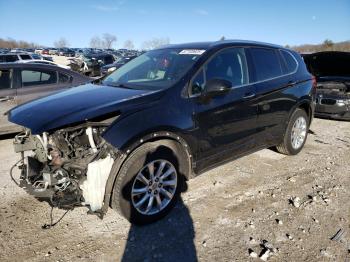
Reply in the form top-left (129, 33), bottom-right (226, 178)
top-left (276, 108), bottom-right (309, 155)
top-left (111, 141), bottom-right (185, 225)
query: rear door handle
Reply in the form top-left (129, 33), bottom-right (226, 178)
top-left (0, 96), bottom-right (14, 102)
top-left (243, 93), bottom-right (256, 99)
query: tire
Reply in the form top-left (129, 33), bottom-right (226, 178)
top-left (111, 140), bottom-right (187, 225)
top-left (276, 108), bottom-right (309, 155)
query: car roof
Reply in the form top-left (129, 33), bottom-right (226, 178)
top-left (0, 62), bottom-right (91, 80)
top-left (158, 40), bottom-right (284, 50)
top-left (0, 53), bottom-right (30, 56)
top-left (0, 62), bottom-right (62, 69)
top-left (85, 53), bottom-right (113, 58)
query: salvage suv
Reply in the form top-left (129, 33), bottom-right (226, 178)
top-left (8, 40), bottom-right (315, 224)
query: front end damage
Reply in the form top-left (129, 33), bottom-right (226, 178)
top-left (303, 51), bottom-right (350, 120)
top-left (13, 124), bottom-right (116, 215)
top-left (315, 80), bottom-right (350, 120)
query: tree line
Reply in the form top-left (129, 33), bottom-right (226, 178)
top-left (0, 35), bottom-right (170, 50)
top-left (0, 38), bottom-right (39, 48)
top-left (1, 37), bottom-right (349, 52)
top-left (288, 39), bottom-right (350, 53)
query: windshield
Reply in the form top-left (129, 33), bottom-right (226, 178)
top-left (102, 48), bottom-right (205, 90)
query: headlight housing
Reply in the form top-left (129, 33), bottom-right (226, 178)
top-left (336, 99), bottom-right (350, 106)
top-left (107, 67), bottom-right (116, 73)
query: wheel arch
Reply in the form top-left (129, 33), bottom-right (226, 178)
top-left (297, 101), bottom-right (313, 124)
top-left (287, 99), bottom-right (313, 126)
top-left (101, 131), bottom-right (194, 216)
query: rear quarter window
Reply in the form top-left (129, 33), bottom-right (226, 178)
top-left (58, 72), bottom-right (72, 83)
top-left (21, 69), bottom-right (57, 87)
top-left (249, 48), bottom-right (283, 81)
top-left (280, 50), bottom-right (298, 73)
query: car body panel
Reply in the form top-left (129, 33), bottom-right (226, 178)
top-left (8, 83), bottom-right (163, 134)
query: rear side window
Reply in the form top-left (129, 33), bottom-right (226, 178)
top-left (280, 50), bottom-right (297, 73)
top-left (0, 55), bottom-right (19, 62)
top-left (20, 54), bottom-right (31, 60)
top-left (250, 48), bottom-right (283, 81)
top-left (21, 69), bottom-right (57, 87)
top-left (0, 69), bottom-right (12, 89)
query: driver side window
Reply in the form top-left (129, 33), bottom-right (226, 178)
top-left (190, 47), bottom-right (249, 96)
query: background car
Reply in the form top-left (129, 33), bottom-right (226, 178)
top-left (0, 53), bottom-right (32, 62)
top-left (101, 55), bottom-right (137, 75)
top-left (16, 59), bottom-right (71, 70)
top-left (58, 48), bottom-right (75, 57)
top-left (0, 63), bottom-right (91, 134)
top-left (303, 51), bottom-right (350, 120)
top-left (88, 53), bottom-right (115, 65)
top-left (48, 48), bottom-right (58, 55)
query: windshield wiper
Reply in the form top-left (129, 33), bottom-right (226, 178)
top-left (103, 82), bottom-right (133, 89)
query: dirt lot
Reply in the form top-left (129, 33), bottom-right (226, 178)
top-left (0, 118), bottom-right (349, 262)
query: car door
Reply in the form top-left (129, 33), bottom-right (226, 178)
top-left (190, 47), bottom-right (257, 169)
top-left (247, 47), bottom-right (297, 146)
top-left (0, 68), bottom-right (19, 134)
top-left (16, 67), bottom-right (71, 104)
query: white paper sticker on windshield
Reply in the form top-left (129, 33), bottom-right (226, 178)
top-left (179, 49), bottom-right (206, 55)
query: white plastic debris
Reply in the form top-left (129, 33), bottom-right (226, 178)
top-left (80, 155), bottom-right (114, 211)
top-left (249, 249), bottom-right (258, 258)
top-left (290, 196), bottom-right (301, 208)
top-left (259, 249), bottom-right (270, 261)
top-left (86, 127), bottom-right (98, 153)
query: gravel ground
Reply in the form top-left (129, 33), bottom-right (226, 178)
top-left (0, 118), bottom-right (349, 262)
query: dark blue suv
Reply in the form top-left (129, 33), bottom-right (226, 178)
top-left (9, 40), bottom-right (315, 224)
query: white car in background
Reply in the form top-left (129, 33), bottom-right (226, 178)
top-left (0, 53), bottom-right (33, 62)
top-left (16, 59), bottom-right (71, 70)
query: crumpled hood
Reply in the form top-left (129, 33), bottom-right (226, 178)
top-left (8, 83), bottom-right (162, 134)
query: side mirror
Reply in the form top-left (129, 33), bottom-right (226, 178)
top-left (204, 78), bottom-right (232, 97)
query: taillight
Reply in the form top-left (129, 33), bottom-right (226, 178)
top-left (312, 75), bottom-right (317, 94)
top-left (312, 75), bottom-right (317, 88)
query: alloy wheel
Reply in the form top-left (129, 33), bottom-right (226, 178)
top-left (291, 116), bottom-right (307, 150)
top-left (131, 160), bottom-right (177, 215)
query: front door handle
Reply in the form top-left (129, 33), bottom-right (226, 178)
top-left (243, 93), bottom-right (256, 99)
top-left (0, 96), bottom-right (14, 102)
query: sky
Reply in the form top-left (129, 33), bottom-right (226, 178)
top-left (0, 0), bottom-right (349, 49)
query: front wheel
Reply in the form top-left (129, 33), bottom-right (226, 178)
top-left (111, 141), bottom-right (185, 225)
top-left (276, 108), bottom-right (309, 155)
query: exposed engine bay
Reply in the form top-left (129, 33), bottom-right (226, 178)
top-left (303, 51), bottom-right (350, 119)
top-left (316, 80), bottom-right (350, 102)
top-left (12, 124), bottom-right (116, 214)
